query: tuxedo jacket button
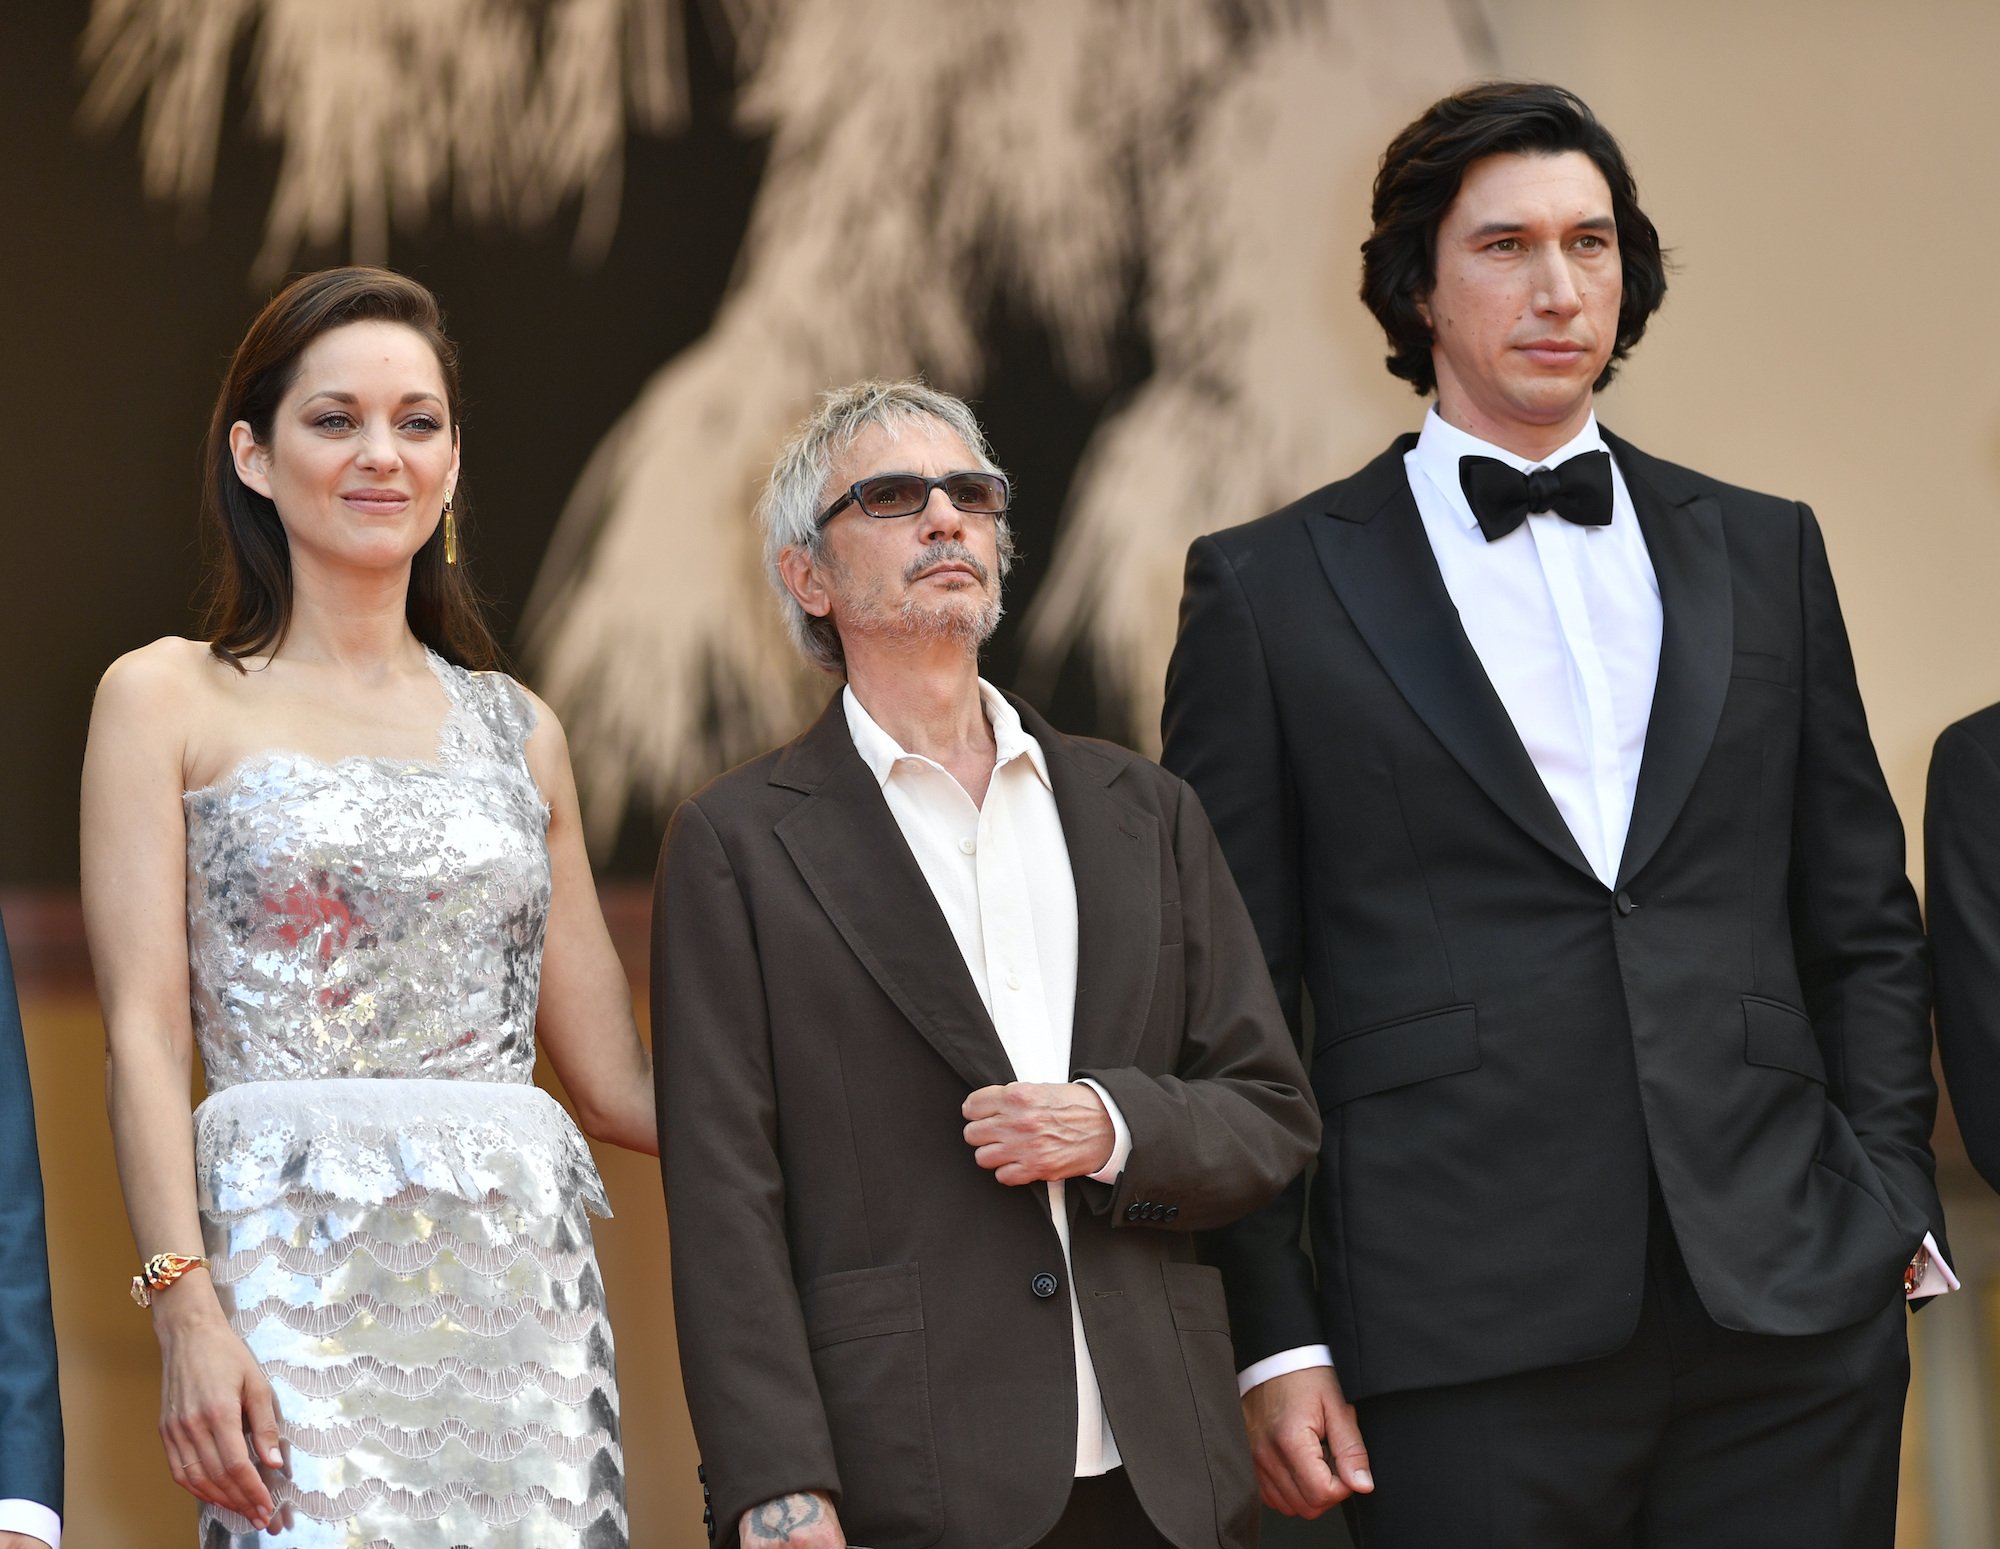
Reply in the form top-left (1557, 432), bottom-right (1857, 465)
top-left (1615, 890), bottom-right (1637, 916)
top-left (1032, 1271), bottom-right (1061, 1298)
top-left (1125, 1202), bottom-right (1144, 1221)
top-left (1164, 1204), bottom-right (1180, 1221)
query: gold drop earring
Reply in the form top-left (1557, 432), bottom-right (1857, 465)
top-left (443, 488), bottom-right (458, 565)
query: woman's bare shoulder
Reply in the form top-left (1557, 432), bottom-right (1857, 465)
top-left (93, 638), bottom-right (241, 728)
top-left (514, 680), bottom-right (565, 769)
top-left (509, 681), bottom-right (562, 741)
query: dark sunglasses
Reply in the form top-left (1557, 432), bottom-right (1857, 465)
top-left (815, 470), bottom-right (1011, 529)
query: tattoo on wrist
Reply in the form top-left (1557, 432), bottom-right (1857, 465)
top-left (749, 1493), bottom-right (824, 1541)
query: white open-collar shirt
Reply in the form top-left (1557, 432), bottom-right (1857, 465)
top-left (843, 680), bottom-right (1133, 1476)
top-left (1238, 408), bottom-right (1951, 1396)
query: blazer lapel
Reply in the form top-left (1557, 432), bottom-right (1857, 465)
top-left (1307, 440), bottom-right (1598, 883)
top-left (771, 696), bottom-right (1017, 1092)
top-left (1610, 433), bottom-right (1733, 888)
top-left (1012, 698), bottom-right (1161, 1077)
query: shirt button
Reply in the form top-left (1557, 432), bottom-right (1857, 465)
top-left (959, 837), bottom-right (976, 855)
top-left (1005, 970), bottom-right (1022, 991)
top-left (1031, 1271), bottom-right (1061, 1299)
top-left (1615, 891), bottom-right (1637, 916)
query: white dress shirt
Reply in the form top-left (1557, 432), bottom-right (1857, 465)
top-left (843, 681), bottom-right (1133, 1476)
top-left (0, 1499), bottom-right (59, 1547)
top-left (1239, 409), bottom-right (1951, 1397)
top-left (1409, 408), bottom-right (1662, 887)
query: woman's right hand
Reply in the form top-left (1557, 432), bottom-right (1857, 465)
top-left (155, 1287), bottom-right (284, 1529)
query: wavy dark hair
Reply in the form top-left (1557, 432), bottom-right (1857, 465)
top-left (1361, 82), bottom-right (1668, 396)
top-left (201, 266), bottom-right (499, 670)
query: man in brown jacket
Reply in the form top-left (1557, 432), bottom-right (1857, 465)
top-left (654, 380), bottom-right (1317, 1549)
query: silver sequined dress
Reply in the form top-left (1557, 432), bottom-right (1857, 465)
top-left (183, 651), bottom-right (627, 1549)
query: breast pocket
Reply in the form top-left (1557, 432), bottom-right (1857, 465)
top-left (1731, 651), bottom-right (1795, 688)
top-left (801, 1263), bottom-right (943, 1547)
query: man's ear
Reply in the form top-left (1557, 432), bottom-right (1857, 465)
top-left (229, 421), bottom-right (273, 498)
top-left (777, 544), bottom-right (834, 620)
top-left (1413, 290), bottom-right (1433, 331)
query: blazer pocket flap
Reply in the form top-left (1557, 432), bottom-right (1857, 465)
top-left (1313, 1004), bottom-right (1479, 1106)
top-left (801, 1263), bottom-right (925, 1349)
top-left (1731, 651), bottom-right (1795, 687)
top-left (1163, 1260), bottom-right (1231, 1334)
top-left (1743, 997), bottom-right (1827, 1084)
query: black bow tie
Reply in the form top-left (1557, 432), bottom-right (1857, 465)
top-left (1459, 449), bottom-right (1614, 542)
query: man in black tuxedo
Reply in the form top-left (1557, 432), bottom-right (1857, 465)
top-left (0, 911), bottom-right (63, 1549)
top-left (1162, 82), bottom-right (1952, 1547)
top-left (1924, 707), bottom-right (2000, 1191)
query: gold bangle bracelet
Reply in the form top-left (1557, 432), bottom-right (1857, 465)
top-left (130, 1251), bottom-right (208, 1309)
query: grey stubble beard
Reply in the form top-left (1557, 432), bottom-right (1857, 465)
top-left (834, 539), bottom-right (1005, 654)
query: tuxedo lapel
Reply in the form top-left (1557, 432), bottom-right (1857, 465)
top-left (1012, 698), bottom-right (1160, 1077)
top-left (1611, 434), bottom-right (1733, 888)
top-left (771, 697), bottom-right (1016, 1092)
top-left (1307, 441), bottom-right (1598, 883)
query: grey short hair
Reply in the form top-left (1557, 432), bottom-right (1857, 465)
top-left (758, 379), bottom-right (1014, 675)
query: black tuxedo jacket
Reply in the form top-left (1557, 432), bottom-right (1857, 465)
top-left (1924, 702), bottom-right (2000, 1191)
top-left (0, 912), bottom-right (62, 1522)
top-left (1161, 431), bottom-right (1946, 1401)
top-left (654, 692), bottom-right (1317, 1549)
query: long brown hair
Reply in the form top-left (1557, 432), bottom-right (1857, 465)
top-left (201, 266), bottom-right (500, 670)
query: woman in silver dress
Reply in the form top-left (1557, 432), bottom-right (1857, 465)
top-left (81, 268), bottom-right (654, 1547)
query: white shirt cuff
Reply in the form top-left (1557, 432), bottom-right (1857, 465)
top-left (1237, 1343), bottom-right (1334, 1397)
top-left (1075, 1079), bottom-right (1131, 1183)
top-left (0, 1498), bottom-right (60, 1548)
top-left (1223, 1232), bottom-right (1955, 1406)
top-left (1909, 1231), bottom-right (1960, 1299)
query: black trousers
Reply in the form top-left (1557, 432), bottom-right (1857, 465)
top-left (1347, 1198), bottom-right (1911, 1549)
top-left (1032, 1468), bottom-right (1168, 1548)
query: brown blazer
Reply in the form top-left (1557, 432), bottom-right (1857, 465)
top-left (653, 691), bottom-right (1317, 1549)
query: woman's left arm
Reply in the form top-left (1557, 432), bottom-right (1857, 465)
top-left (522, 689), bottom-right (657, 1155)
